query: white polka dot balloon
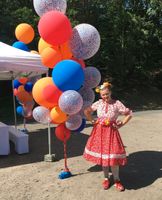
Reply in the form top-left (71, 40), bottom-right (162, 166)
top-left (33, 0), bottom-right (67, 16)
top-left (65, 114), bottom-right (82, 130)
top-left (83, 66), bottom-right (101, 88)
top-left (33, 106), bottom-right (51, 124)
top-left (70, 23), bottom-right (101, 60)
top-left (79, 86), bottom-right (95, 108)
top-left (59, 90), bottom-right (83, 115)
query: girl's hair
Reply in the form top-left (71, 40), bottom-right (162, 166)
top-left (95, 81), bottom-right (112, 93)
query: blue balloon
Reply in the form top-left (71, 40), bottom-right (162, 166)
top-left (16, 106), bottom-right (24, 116)
top-left (24, 82), bottom-right (33, 92)
top-left (13, 79), bottom-right (22, 89)
top-left (52, 60), bottom-right (84, 91)
top-left (73, 118), bottom-right (86, 132)
top-left (12, 41), bottom-right (29, 51)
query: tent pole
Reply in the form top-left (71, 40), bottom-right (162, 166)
top-left (12, 79), bottom-right (17, 130)
top-left (44, 122), bottom-right (56, 162)
top-left (48, 122), bottom-right (51, 155)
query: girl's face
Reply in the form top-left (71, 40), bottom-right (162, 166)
top-left (100, 88), bottom-right (111, 102)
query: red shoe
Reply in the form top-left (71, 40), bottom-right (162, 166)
top-left (114, 180), bottom-right (125, 191)
top-left (102, 179), bottom-right (110, 190)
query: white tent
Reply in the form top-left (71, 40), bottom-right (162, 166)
top-left (0, 42), bottom-right (53, 159)
top-left (0, 42), bottom-right (48, 80)
top-left (0, 41), bottom-right (48, 127)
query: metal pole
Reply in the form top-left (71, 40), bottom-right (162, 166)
top-left (12, 79), bottom-right (17, 130)
top-left (48, 122), bottom-right (51, 155)
top-left (23, 117), bottom-right (26, 130)
top-left (44, 122), bottom-right (56, 162)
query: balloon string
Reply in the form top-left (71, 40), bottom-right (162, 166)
top-left (63, 141), bottom-right (69, 172)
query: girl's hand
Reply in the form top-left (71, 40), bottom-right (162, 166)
top-left (91, 119), bottom-right (96, 125)
top-left (113, 120), bottom-right (123, 129)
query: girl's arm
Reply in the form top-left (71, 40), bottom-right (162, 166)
top-left (116, 114), bottom-right (132, 129)
top-left (84, 107), bottom-right (96, 124)
top-left (122, 114), bottom-right (132, 126)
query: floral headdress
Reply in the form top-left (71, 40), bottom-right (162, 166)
top-left (95, 81), bottom-right (112, 93)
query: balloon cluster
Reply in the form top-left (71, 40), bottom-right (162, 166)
top-left (31, 0), bottom-right (102, 140)
top-left (14, 77), bottom-right (35, 119)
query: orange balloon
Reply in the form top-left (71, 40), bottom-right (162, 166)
top-left (15, 23), bottom-right (35, 44)
top-left (18, 77), bottom-right (28, 84)
top-left (41, 47), bottom-right (62, 68)
top-left (32, 77), bottom-right (60, 108)
top-left (17, 91), bottom-right (33, 103)
top-left (38, 38), bottom-right (59, 54)
top-left (50, 106), bottom-right (68, 124)
top-left (17, 85), bottom-right (25, 92)
top-left (59, 41), bottom-right (72, 59)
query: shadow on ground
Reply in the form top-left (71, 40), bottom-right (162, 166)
top-left (87, 151), bottom-right (162, 190)
top-left (0, 127), bottom-right (89, 168)
top-left (122, 151), bottom-right (162, 190)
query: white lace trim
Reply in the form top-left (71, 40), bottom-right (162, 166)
top-left (85, 148), bottom-right (126, 159)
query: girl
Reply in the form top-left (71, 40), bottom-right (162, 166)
top-left (83, 82), bottom-right (132, 191)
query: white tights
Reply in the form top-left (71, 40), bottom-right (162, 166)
top-left (103, 165), bottom-right (119, 180)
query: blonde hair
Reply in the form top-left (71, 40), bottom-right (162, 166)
top-left (95, 81), bottom-right (112, 93)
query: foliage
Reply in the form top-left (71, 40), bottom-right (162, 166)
top-left (0, 0), bottom-right (162, 89)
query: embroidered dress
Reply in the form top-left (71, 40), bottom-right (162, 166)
top-left (83, 99), bottom-right (132, 167)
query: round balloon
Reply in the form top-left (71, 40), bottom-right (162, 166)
top-left (38, 37), bottom-right (54, 53)
top-left (32, 77), bottom-right (61, 108)
top-left (17, 85), bottom-right (25, 92)
top-left (59, 90), bottom-right (83, 115)
top-left (52, 60), bottom-right (84, 91)
top-left (83, 67), bottom-right (101, 88)
top-left (73, 118), bottom-right (86, 132)
top-left (33, 106), bottom-right (51, 124)
top-left (60, 41), bottom-right (72, 59)
top-left (77, 108), bottom-right (85, 118)
top-left (50, 106), bottom-right (68, 124)
top-left (17, 90), bottom-right (33, 104)
top-left (40, 47), bottom-right (62, 68)
top-left (65, 114), bottom-right (82, 130)
top-left (43, 84), bottom-right (62, 104)
top-left (55, 123), bottom-right (71, 142)
top-left (79, 86), bottom-right (95, 108)
top-left (70, 23), bottom-right (101, 60)
top-left (18, 77), bottom-right (28, 84)
top-left (16, 106), bottom-right (24, 116)
top-left (13, 79), bottom-right (22, 89)
top-left (12, 41), bottom-right (29, 51)
top-left (24, 82), bottom-right (33, 92)
top-left (15, 23), bottom-right (35, 44)
top-left (33, 0), bottom-right (67, 17)
top-left (38, 10), bottom-right (72, 46)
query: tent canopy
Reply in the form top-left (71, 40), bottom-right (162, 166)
top-left (0, 42), bottom-right (48, 80)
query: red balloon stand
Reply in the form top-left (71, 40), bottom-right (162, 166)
top-left (58, 141), bottom-right (72, 179)
top-left (55, 123), bottom-right (72, 179)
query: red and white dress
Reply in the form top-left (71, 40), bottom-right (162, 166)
top-left (83, 99), bottom-right (132, 167)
